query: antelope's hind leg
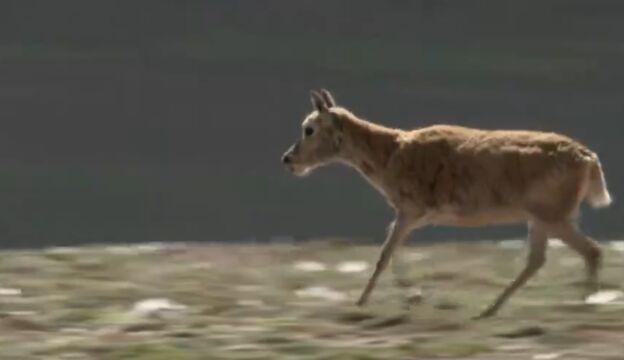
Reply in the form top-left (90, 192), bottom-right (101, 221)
top-left (548, 221), bottom-right (603, 293)
top-left (476, 222), bottom-right (548, 319)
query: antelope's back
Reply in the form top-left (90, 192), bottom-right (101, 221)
top-left (393, 125), bottom-right (597, 216)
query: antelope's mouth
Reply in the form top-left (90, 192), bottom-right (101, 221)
top-left (286, 163), bottom-right (311, 177)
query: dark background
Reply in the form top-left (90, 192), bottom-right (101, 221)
top-left (0, 1), bottom-right (622, 247)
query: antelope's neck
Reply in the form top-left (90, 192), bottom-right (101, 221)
top-left (337, 115), bottom-right (401, 194)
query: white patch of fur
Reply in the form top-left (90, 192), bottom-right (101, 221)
top-left (548, 238), bottom-right (565, 249)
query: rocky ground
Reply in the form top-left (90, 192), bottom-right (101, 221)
top-left (1, 239), bottom-right (624, 359)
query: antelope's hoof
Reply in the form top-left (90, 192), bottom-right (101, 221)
top-left (473, 308), bottom-right (497, 320)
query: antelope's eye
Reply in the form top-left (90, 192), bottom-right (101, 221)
top-left (304, 127), bottom-right (314, 137)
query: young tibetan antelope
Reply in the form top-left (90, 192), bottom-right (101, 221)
top-left (281, 89), bottom-right (612, 318)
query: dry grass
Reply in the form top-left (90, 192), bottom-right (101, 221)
top-left (0, 239), bottom-right (624, 359)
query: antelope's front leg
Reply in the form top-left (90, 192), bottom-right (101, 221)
top-left (356, 216), bottom-right (416, 306)
top-left (475, 222), bottom-right (548, 319)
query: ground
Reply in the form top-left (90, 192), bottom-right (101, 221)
top-left (1, 239), bottom-right (624, 359)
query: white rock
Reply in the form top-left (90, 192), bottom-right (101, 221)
top-left (132, 298), bottom-right (188, 317)
top-left (295, 286), bottom-right (347, 302)
top-left (5, 311), bottom-right (36, 316)
top-left (336, 261), bottom-right (369, 273)
top-left (585, 290), bottom-right (624, 305)
top-left (533, 353), bottom-right (562, 360)
top-left (293, 261), bottom-right (326, 272)
top-left (0, 287), bottom-right (21, 296)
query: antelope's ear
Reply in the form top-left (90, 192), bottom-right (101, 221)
top-left (320, 89), bottom-right (336, 108)
top-left (310, 90), bottom-right (328, 113)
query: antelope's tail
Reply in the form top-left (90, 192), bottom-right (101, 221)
top-left (586, 158), bottom-right (612, 208)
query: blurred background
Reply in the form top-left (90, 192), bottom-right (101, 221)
top-left (0, 0), bottom-right (621, 247)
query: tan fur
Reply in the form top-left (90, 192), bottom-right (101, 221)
top-left (282, 90), bottom-right (612, 317)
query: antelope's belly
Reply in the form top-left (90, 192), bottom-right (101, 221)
top-left (426, 207), bottom-right (527, 227)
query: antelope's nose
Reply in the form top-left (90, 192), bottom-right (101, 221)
top-left (282, 154), bottom-right (292, 164)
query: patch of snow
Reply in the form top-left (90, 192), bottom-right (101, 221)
top-left (548, 239), bottom-right (565, 249)
top-left (295, 286), bottom-right (347, 302)
top-left (585, 290), bottom-right (624, 305)
top-left (336, 261), bottom-right (369, 273)
top-left (0, 287), bottom-right (21, 296)
top-left (294, 261), bottom-right (326, 272)
top-left (132, 298), bottom-right (188, 317)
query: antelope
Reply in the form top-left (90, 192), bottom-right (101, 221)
top-left (281, 89), bottom-right (612, 318)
